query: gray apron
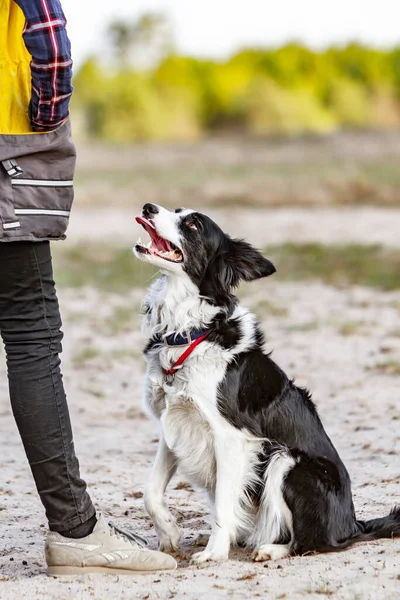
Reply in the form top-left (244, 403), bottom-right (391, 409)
top-left (0, 120), bottom-right (75, 242)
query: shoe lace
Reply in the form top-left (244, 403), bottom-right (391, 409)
top-left (108, 521), bottom-right (148, 548)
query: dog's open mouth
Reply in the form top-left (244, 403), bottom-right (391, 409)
top-left (135, 216), bottom-right (183, 263)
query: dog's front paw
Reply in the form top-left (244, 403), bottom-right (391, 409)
top-left (191, 549), bottom-right (229, 564)
top-left (158, 523), bottom-right (181, 553)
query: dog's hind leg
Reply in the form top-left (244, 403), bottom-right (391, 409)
top-left (144, 436), bottom-right (180, 552)
top-left (283, 451), bottom-right (358, 555)
top-left (250, 449), bottom-right (295, 561)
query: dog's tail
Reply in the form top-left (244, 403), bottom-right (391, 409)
top-left (356, 505), bottom-right (400, 540)
top-left (300, 506), bottom-right (400, 555)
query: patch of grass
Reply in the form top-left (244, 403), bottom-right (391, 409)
top-left (108, 306), bottom-right (138, 332)
top-left (52, 245), bottom-right (158, 291)
top-left (337, 321), bottom-right (366, 336)
top-left (305, 582), bottom-right (337, 596)
top-left (245, 297), bottom-right (288, 317)
top-left (65, 310), bottom-right (90, 323)
top-left (80, 387), bottom-right (106, 399)
top-left (72, 345), bottom-right (142, 368)
top-left (111, 348), bottom-right (143, 361)
top-left (267, 243), bottom-right (400, 291)
top-left (368, 359), bottom-right (400, 376)
top-left (388, 328), bottom-right (400, 338)
top-left (53, 242), bottom-right (400, 293)
top-left (97, 305), bottom-right (140, 335)
top-left (285, 320), bottom-right (320, 332)
top-left (72, 345), bottom-right (103, 366)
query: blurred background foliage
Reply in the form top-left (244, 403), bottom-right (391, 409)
top-left (71, 12), bottom-right (400, 142)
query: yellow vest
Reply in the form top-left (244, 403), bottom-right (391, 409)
top-left (0, 0), bottom-right (33, 134)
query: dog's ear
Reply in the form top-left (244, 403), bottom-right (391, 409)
top-left (228, 239), bottom-right (276, 283)
top-left (200, 239), bottom-right (275, 310)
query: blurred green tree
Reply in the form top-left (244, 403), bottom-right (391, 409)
top-left (72, 20), bottom-right (400, 142)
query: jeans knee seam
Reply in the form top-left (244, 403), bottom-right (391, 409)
top-left (31, 244), bottom-right (82, 521)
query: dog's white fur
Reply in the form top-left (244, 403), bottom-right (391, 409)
top-left (136, 206), bottom-right (294, 563)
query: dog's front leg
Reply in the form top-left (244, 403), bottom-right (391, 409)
top-left (144, 437), bottom-right (180, 552)
top-left (192, 436), bottom-right (245, 564)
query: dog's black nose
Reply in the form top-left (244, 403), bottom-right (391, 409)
top-left (143, 203), bottom-right (159, 218)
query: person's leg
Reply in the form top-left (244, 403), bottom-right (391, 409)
top-left (0, 241), bottom-right (96, 534)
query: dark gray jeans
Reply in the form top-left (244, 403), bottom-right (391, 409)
top-left (0, 241), bottom-right (95, 532)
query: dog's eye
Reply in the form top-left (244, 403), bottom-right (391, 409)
top-left (186, 221), bottom-right (197, 230)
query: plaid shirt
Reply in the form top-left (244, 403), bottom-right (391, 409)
top-left (15, 0), bottom-right (73, 131)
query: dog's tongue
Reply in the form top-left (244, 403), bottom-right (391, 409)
top-left (135, 216), bottom-right (152, 228)
top-left (135, 216), bottom-right (170, 252)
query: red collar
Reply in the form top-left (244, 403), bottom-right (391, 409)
top-left (163, 332), bottom-right (210, 380)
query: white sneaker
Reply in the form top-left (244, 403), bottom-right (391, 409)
top-left (46, 515), bottom-right (177, 576)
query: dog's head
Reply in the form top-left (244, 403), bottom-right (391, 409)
top-left (134, 203), bottom-right (276, 309)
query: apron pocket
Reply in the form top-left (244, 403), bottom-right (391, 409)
top-left (0, 162), bottom-right (21, 234)
top-left (11, 178), bottom-right (74, 239)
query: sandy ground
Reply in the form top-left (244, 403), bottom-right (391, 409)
top-left (1, 134), bottom-right (400, 598)
top-left (76, 131), bottom-right (400, 170)
top-left (74, 132), bottom-right (400, 210)
top-left (0, 274), bottom-right (399, 599)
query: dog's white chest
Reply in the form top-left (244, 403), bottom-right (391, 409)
top-left (161, 394), bottom-right (217, 491)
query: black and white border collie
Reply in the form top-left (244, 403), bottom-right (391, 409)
top-left (134, 203), bottom-right (400, 564)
